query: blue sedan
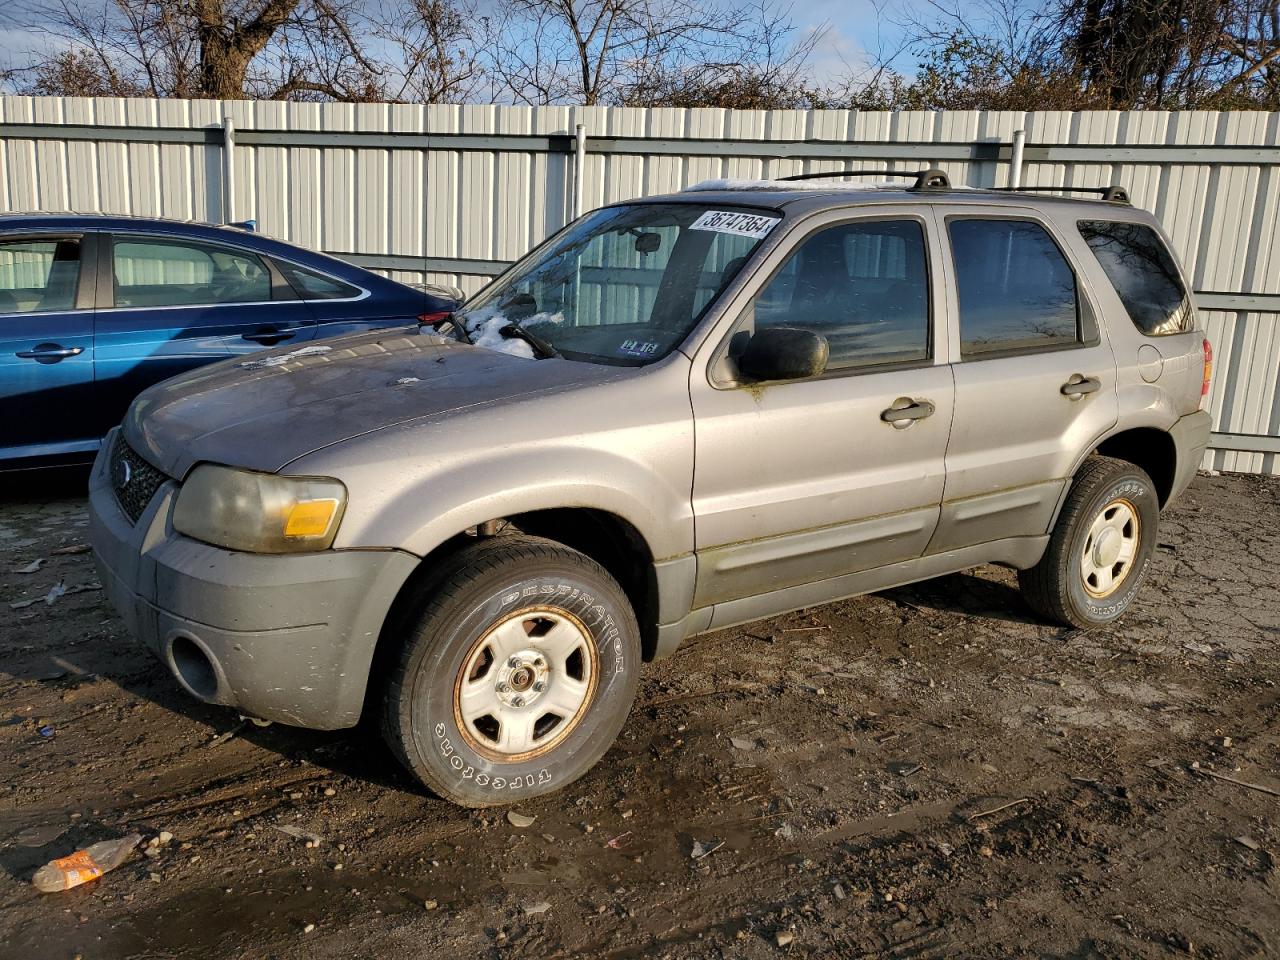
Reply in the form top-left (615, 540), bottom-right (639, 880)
top-left (0, 214), bottom-right (455, 470)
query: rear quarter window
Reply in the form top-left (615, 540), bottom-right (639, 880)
top-left (1078, 221), bottom-right (1193, 336)
top-left (278, 262), bottom-right (361, 300)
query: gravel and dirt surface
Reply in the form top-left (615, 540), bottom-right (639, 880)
top-left (1, 469), bottom-right (1277, 960)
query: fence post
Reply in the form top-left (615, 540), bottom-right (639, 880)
top-left (573, 123), bottom-right (586, 219)
top-left (1008, 128), bottom-right (1025, 188)
top-left (221, 117), bottom-right (236, 223)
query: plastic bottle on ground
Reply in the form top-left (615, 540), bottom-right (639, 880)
top-left (32, 834), bottom-right (143, 893)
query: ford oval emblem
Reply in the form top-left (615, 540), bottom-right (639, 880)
top-left (113, 457), bottom-right (132, 488)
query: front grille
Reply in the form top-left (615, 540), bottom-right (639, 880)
top-left (109, 433), bottom-right (167, 524)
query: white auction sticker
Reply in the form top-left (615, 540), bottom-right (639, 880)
top-left (689, 210), bottom-right (780, 240)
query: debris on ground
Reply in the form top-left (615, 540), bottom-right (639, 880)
top-left (506, 810), bottom-right (536, 828)
top-left (522, 901), bottom-right (552, 916)
top-left (206, 720), bottom-right (247, 749)
top-left (691, 839), bottom-right (725, 860)
top-left (50, 543), bottom-right (91, 555)
top-left (15, 559), bottom-right (43, 574)
top-left (272, 825), bottom-right (326, 846)
top-left (32, 835), bottom-right (143, 893)
top-left (730, 736), bottom-right (756, 751)
top-left (606, 831), bottom-right (632, 849)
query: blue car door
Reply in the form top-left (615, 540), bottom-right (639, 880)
top-left (93, 232), bottom-right (317, 435)
top-left (0, 233), bottom-right (97, 466)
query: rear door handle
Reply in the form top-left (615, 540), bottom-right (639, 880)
top-left (1061, 374), bottom-right (1102, 399)
top-left (242, 327), bottom-right (296, 345)
top-left (16, 343), bottom-right (85, 363)
top-left (881, 397), bottom-right (935, 428)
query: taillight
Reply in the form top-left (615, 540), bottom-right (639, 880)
top-left (1201, 337), bottom-right (1213, 401)
top-left (418, 310), bottom-right (452, 327)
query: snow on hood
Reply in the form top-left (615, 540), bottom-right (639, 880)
top-left (461, 303), bottom-right (565, 359)
top-left (238, 344), bottom-right (334, 368)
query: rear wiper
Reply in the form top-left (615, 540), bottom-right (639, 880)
top-left (500, 320), bottom-right (561, 359)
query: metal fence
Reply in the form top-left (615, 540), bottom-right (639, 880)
top-left (0, 95), bottom-right (1277, 474)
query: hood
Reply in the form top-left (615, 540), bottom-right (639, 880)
top-left (125, 328), bottom-right (627, 477)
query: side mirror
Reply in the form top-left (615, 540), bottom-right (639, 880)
top-left (738, 327), bottom-right (828, 382)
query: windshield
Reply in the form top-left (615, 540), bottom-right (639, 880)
top-left (455, 202), bottom-right (780, 365)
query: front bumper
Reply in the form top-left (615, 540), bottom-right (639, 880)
top-left (88, 430), bottom-right (419, 730)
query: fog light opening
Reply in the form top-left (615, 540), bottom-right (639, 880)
top-left (171, 635), bottom-right (219, 700)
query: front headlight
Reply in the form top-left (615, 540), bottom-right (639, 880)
top-left (172, 464), bottom-right (347, 554)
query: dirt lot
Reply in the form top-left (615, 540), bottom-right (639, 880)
top-left (0, 470), bottom-right (1277, 960)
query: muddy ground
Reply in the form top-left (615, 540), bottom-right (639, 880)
top-left (0, 470), bottom-right (1277, 960)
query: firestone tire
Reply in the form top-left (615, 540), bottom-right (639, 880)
top-left (381, 535), bottom-right (641, 808)
top-left (1018, 455), bottom-right (1160, 629)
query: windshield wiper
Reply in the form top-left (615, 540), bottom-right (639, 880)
top-left (500, 320), bottom-right (561, 359)
top-left (420, 311), bottom-right (473, 344)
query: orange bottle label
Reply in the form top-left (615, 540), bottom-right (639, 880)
top-left (51, 850), bottom-right (103, 887)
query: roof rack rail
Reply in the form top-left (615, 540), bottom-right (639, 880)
top-left (989, 184), bottom-right (1130, 204)
top-left (776, 168), bottom-right (952, 191)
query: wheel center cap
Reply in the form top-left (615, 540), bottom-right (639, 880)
top-left (495, 649), bottom-right (549, 708)
top-left (1093, 527), bottom-right (1122, 568)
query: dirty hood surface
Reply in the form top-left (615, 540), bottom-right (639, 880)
top-left (125, 328), bottom-right (625, 477)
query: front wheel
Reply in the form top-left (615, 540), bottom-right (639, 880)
top-left (1019, 456), bottom-right (1160, 629)
top-left (382, 535), bottom-right (641, 807)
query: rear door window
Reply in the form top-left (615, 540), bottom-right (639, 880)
top-left (1078, 221), bottom-right (1192, 335)
top-left (948, 219), bottom-right (1080, 357)
top-left (0, 238), bottom-right (81, 313)
top-left (112, 238), bottom-right (271, 308)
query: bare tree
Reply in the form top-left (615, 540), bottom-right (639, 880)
top-left (19, 0), bottom-right (483, 103)
top-left (485, 0), bottom-right (821, 107)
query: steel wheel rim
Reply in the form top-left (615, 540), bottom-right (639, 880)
top-left (453, 606), bottom-right (598, 763)
top-left (1081, 497), bottom-right (1141, 598)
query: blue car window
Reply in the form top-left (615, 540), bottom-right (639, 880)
top-left (0, 239), bottom-right (80, 314)
top-left (112, 238), bottom-right (271, 308)
top-left (277, 262), bottom-right (361, 300)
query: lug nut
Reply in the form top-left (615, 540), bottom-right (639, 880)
top-left (512, 696), bottom-right (525, 707)
top-left (508, 656), bottom-right (522, 668)
top-left (533, 681), bottom-right (546, 692)
top-left (497, 682), bottom-right (509, 693)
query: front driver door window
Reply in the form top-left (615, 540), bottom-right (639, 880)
top-left (690, 214), bottom-right (955, 617)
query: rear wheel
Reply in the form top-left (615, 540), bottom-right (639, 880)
top-left (1019, 456), bottom-right (1159, 628)
top-left (382, 535), bottom-right (641, 807)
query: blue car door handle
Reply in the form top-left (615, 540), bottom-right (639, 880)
top-left (242, 326), bottom-right (296, 345)
top-left (16, 343), bottom-right (85, 363)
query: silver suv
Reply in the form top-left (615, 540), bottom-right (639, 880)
top-left (89, 170), bottom-right (1212, 807)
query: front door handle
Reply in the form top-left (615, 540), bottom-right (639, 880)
top-left (881, 397), bottom-right (936, 428)
top-left (1061, 374), bottom-right (1102, 399)
top-left (242, 327), bottom-right (296, 345)
top-left (16, 343), bottom-right (85, 363)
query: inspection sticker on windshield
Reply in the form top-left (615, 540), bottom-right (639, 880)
top-left (689, 211), bottom-right (780, 240)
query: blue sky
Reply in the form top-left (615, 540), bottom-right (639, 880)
top-left (0, 0), bottom-right (924, 94)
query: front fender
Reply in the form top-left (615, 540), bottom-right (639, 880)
top-left (354, 443), bottom-right (694, 561)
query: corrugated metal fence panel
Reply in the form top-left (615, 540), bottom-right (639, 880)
top-left (0, 96), bottom-right (1278, 474)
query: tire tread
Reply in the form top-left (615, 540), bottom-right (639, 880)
top-left (380, 534), bottom-right (629, 806)
top-left (1019, 455), bottom-right (1155, 629)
